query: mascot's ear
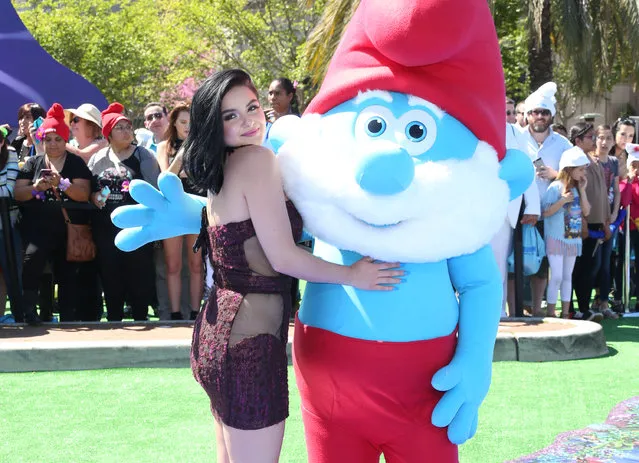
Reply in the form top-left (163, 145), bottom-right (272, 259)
top-left (499, 149), bottom-right (535, 200)
top-left (268, 115), bottom-right (302, 154)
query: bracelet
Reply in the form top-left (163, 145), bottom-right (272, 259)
top-left (31, 189), bottom-right (45, 200)
top-left (58, 178), bottom-right (71, 192)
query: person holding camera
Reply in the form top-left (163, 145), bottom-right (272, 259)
top-left (14, 104), bottom-right (92, 324)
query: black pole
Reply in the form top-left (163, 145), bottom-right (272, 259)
top-left (513, 202), bottom-right (525, 317)
top-left (0, 197), bottom-right (23, 318)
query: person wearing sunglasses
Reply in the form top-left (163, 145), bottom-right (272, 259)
top-left (518, 82), bottom-right (572, 317)
top-left (64, 103), bottom-right (107, 164)
top-left (140, 102), bottom-right (169, 154)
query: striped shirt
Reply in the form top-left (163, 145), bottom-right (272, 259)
top-left (0, 149), bottom-right (20, 229)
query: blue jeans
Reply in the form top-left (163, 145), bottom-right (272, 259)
top-left (597, 229), bottom-right (616, 303)
top-left (0, 225), bottom-right (23, 311)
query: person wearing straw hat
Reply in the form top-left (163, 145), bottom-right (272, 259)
top-left (65, 103), bottom-right (107, 163)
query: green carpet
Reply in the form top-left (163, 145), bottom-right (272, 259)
top-left (0, 319), bottom-right (637, 463)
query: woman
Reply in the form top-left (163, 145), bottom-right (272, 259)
top-left (610, 118), bottom-right (636, 180)
top-left (611, 118), bottom-right (636, 307)
top-left (0, 127), bottom-right (21, 322)
top-left (11, 103), bottom-right (46, 161)
top-left (14, 103), bottom-right (92, 324)
top-left (88, 103), bottom-right (160, 321)
top-left (65, 103), bottom-right (108, 163)
top-left (266, 77), bottom-right (299, 123)
top-left (156, 103), bottom-right (203, 320)
top-left (183, 69), bottom-right (402, 463)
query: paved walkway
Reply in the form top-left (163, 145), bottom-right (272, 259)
top-left (0, 318), bottom-right (608, 372)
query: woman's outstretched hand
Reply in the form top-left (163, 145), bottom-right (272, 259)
top-left (349, 256), bottom-right (404, 291)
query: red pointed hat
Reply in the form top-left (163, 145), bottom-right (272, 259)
top-left (101, 102), bottom-right (130, 138)
top-left (41, 103), bottom-right (70, 142)
top-left (304, 0), bottom-right (506, 159)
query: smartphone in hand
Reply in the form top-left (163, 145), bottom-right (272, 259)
top-left (40, 169), bottom-right (53, 178)
top-left (533, 158), bottom-right (545, 169)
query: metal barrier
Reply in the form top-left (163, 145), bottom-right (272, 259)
top-left (624, 205), bottom-right (631, 313)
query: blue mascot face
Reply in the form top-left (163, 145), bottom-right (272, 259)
top-left (326, 92), bottom-right (480, 196)
top-left (273, 90), bottom-right (523, 263)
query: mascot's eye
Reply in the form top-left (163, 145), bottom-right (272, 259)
top-left (405, 121), bottom-right (427, 142)
top-left (365, 117), bottom-right (387, 137)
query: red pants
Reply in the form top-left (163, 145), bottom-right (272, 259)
top-left (293, 316), bottom-right (459, 463)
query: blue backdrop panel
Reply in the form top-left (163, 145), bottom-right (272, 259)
top-left (0, 1), bottom-right (108, 127)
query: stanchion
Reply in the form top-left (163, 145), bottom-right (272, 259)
top-left (513, 202), bottom-right (525, 317)
top-left (0, 197), bottom-right (22, 317)
top-left (624, 205), bottom-right (631, 313)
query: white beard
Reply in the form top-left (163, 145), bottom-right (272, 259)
top-left (278, 115), bottom-right (510, 263)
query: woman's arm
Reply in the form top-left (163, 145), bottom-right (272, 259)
top-left (167, 148), bottom-right (183, 176)
top-left (156, 141), bottom-right (170, 171)
top-left (66, 140), bottom-right (107, 164)
top-left (543, 198), bottom-right (568, 218)
top-left (63, 178), bottom-right (90, 202)
top-left (579, 186), bottom-right (591, 218)
top-left (242, 147), bottom-right (401, 290)
top-left (14, 178), bottom-right (37, 201)
top-left (0, 151), bottom-right (19, 198)
top-left (611, 176), bottom-right (621, 222)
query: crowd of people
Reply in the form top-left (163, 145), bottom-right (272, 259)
top-left (497, 83), bottom-right (638, 321)
top-left (0, 77), bottom-right (302, 324)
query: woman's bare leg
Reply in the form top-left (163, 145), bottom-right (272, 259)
top-left (163, 236), bottom-right (183, 316)
top-left (214, 419), bottom-right (231, 463)
top-left (222, 421), bottom-right (285, 463)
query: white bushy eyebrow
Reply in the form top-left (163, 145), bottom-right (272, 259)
top-left (407, 95), bottom-right (444, 119)
top-left (354, 90), bottom-right (393, 105)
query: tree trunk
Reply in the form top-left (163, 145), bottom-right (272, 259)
top-left (528, 0), bottom-right (552, 92)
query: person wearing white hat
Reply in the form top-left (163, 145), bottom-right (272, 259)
top-left (519, 82), bottom-right (573, 316)
top-left (65, 103), bottom-right (107, 163)
top-left (541, 146), bottom-right (591, 319)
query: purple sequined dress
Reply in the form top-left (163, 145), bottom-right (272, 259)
top-left (191, 200), bottom-right (303, 430)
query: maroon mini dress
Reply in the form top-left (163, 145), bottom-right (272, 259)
top-left (191, 201), bottom-right (303, 430)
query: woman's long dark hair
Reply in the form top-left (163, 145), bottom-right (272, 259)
top-left (0, 130), bottom-right (8, 171)
top-left (183, 69), bottom-right (258, 194)
top-left (610, 117), bottom-right (637, 156)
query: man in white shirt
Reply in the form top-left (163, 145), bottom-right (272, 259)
top-left (491, 120), bottom-right (540, 317)
top-left (518, 82), bottom-right (572, 316)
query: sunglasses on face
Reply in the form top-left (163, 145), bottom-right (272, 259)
top-left (506, 110), bottom-right (514, 116)
top-left (531, 109), bottom-right (551, 117)
top-left (145, 112), bottom-right (164, 122)
top-left (71, 117), bottom-right (81, 124)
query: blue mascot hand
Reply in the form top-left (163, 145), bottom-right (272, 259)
top-left (111, 172), bottom-right (206, 252)
top-left (431, 354), bottom-right (492, 444)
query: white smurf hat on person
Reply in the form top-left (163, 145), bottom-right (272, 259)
top-left (625, 143), bottom-right (639, 169)
top-left (65, 103), bottom-right (103, 128)
top-left (524, 82), bottom-right (558, 117)
top-left (559, 146), bottom-right (590, 171)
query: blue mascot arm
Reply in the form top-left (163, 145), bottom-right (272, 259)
top-left (500, 148), bottom-right (535, 200)
top-left (111, 172), bottom-right (206, 252)
top-left (431, 245), bottom-right (502, 444)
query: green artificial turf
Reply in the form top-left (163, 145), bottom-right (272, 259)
top-left (0, 319), bottom-right (637, 463)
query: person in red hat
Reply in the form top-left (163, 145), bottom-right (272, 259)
top-left (14, 103), bottom-right (92, 324)
top-left (87, 102), bottom-right (160, 322)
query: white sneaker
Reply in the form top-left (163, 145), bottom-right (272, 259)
top-left (602, 308), bottom-right (619, 319)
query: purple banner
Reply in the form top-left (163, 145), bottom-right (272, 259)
top-left (0, 0), bottom-right (107, 128)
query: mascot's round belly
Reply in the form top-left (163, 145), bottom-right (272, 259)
top-left (298, 240), bottom-right (459, 342)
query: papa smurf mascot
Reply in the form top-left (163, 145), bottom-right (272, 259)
top-left (112, 0), bottom-right (533, 461)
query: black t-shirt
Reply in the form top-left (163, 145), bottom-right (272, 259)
top-left (90, 148), bottom-right (145, 229)
top-left (18, 153), bottom-right (92, 235)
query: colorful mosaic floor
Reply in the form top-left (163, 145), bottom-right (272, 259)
top-left (510, 396), bottom-right (639, 463)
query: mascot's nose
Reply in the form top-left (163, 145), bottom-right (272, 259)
top-left (356, 148), bottom-right (415, 195)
